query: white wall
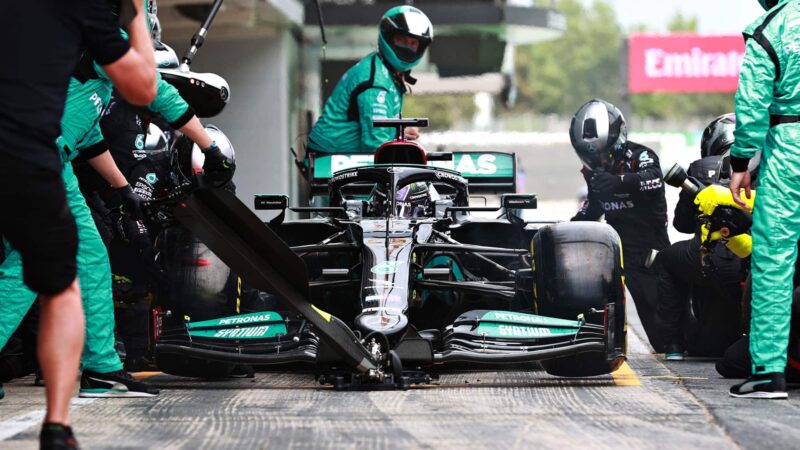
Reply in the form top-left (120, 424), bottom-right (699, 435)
top-left (170, 33), bottom-right (295, 220)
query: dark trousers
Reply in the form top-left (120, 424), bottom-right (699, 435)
top-left (656, 239), bottom-right (743, 355)
top-left (625, 257), bottom-right (666, 353)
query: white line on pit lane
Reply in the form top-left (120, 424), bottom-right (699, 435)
top-left (0, 397), bottom-right (97, 441)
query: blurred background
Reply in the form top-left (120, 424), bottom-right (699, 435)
top-left (159, 0), bottom-right (762, 236)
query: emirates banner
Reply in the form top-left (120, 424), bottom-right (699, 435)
top-left (628, 34), bottom-right (745, 93)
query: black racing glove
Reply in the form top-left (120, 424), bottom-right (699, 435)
top-left (202, 142), bottom-right (235, 186)
top-left (590, 171), bottom-right (622, 194)
top-left (116, 184), bottom-right (144, 220)
top-left (120, 218), bottom-right (152, 252)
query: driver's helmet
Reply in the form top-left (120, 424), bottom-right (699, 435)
top-left (701, 113), bottom-right (735, 158)
top-left (758, 0), bottom-right (779, 10)
top-left (569, 99), bottom-right (627, 171)
top-left (396, 182), bottom-right (433, 217)
top-left (191, 125), bottom-right (236, 170)
top-left (378, 6), bottom-right (434, 72)
top-left (370, 182), bottom-right (439, 217)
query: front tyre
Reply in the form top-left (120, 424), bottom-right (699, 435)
top-left (542, 352), bottom-right (624, 377)
top-left (531, 222), bottom-right (626, 377)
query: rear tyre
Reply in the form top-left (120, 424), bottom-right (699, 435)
top-left (531, 222), bottom-right (625, 377)
top-left (159, 227), bottom-right (234, 320)
top-left (154, 227), bottom-right (238, 377)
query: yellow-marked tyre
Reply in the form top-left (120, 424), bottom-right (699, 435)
top-left (543, 352), bottom-right (625, 378)
top-left (531, 222), bottom-right (625, 377)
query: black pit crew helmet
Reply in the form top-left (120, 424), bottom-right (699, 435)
top-left (570, 99), bottom-right (628, 171)
top-left (701, 113), bottom-right (736, 158)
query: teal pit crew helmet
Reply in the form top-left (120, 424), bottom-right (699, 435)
top-left (378, 6), bottom-right (434, 72)
top-left (758, 0), bottom-right (780, 9)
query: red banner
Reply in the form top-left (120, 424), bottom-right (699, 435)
top-left (628, 34), bottom-right (745, 93)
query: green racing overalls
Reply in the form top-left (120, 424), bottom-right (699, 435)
top-left (730, 0), bottom-right (800, 374)
top-left (307, 52), bottom-right (404, 154)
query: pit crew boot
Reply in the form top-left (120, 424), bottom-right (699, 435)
top-left (664, 343), bottom-right (685, 361)
top-left (79, 369), bottom-right (159, 398)
top-left (40, 423), bottom-right (79, 450)
top-left (729, 372), bottom-right (787, 399)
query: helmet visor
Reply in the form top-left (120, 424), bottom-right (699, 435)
top-left (381, 29), bottom-right (430, 64)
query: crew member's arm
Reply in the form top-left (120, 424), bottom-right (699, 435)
top-left (179, 118), bottom-right (213, 148)
top-left (673, 190), bottom-right (698, 233)
top-left (673, 164), bottom-right (703, 233)
top-left (615, 149), bottom-right (664, 194)
top-left (76, 123), bottom-right (144, 218)
top-left (147, 75), bottom-right (212, 147)
top-left (572, 168), bottom-right (604, 221)
top-left (358, 88), bottom-right (397, 151)
top-left (84, 0), bottom-right (156, 105)
top-left (146, 73), bottom-right (231, 183)
top-left (86, 150), bottom-right (128, 189)
top-left (86, 150), bottom-right (143, 218)
top-left (730, 31), bottom-right (775, 209)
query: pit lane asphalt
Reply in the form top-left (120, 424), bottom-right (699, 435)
top-left (2, 305), bottom-right (795, 450)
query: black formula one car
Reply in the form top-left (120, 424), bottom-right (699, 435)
top-left (152, 119), bottom-right (627, 389)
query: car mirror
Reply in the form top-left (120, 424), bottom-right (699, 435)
top-left (254, 195), bottom-right (288, 210)
top-left (502, 194), bottom-right (537, 210)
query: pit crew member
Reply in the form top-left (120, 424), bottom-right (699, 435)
top-left (569, 98), bottom-right (670, 352)
top-left (728, 0), bottom-right (800, 399)
top-left (306, 6), bottom-right (433, 154)
top-left (656, 114), bottom-right (748, 360)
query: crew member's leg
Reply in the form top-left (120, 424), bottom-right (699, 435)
top-left (62, 163), bottom-right (121, 375)
top-left (39, 282), bottom-right (84, 424)
top-left (625, 250), bottom-right (665, 353)
top-left (717, 335), bottom-right (751, 378)
top-left (62, 163), bottom-right (158, 397)
top-left (748, 150), bottom-right (800, 375)
top-left (656, 240), bottom-right (695, 357)
top-left (0, 152), bottom-right (81, 423)
top-left (732, 139), bottom-right (800, 398)
top-left (0, 243), bottom-right (39, 359)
